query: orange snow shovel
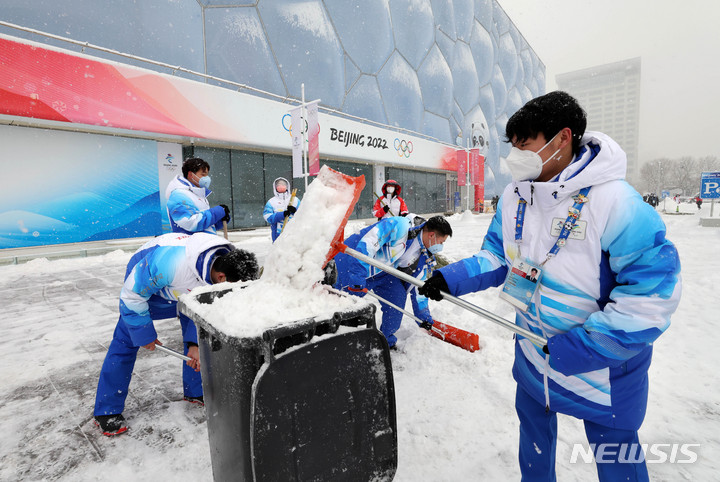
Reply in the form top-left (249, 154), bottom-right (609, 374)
top-left (362, 289), bottom-right (481, 352)
top-left (321, 170), bottom-right (366, 267)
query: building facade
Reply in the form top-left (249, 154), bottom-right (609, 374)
top-left (556, 58), bottom-right (641, 183)
top-left (0, 0), bottom-right (545, 248)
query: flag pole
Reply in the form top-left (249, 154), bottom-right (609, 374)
top-left (301, 83), bottom-right (308, 191)
top-left (466, 138), bottom-right (470, 212)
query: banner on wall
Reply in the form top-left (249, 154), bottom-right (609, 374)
top-left (0, 124), bottom-right (162, 249)
top-left (456, 149), bottom-right (467, 186)
top-left (157, 142), bottom-right (183, 233)
top-left (0, 34), bottom-right (460, 172)
top-left (306, 100), bottom-right (320, 176)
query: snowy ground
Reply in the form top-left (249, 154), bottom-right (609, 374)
top-left (0, 199), bottom-right (719, 481)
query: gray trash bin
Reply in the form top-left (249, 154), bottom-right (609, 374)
top-left (178, 286), bottom-right (397, 481)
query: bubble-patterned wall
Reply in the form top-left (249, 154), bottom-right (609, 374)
top-left (0, 0), bottom-right (545, 195)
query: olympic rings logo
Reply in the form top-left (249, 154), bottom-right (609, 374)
top-left (281, 113), bottom-right (308, 137)
top-left (394, 138), bottom-right (413, 158)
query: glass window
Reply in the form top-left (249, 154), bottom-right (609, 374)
top-left (231, 150), bottom-right (265, 228)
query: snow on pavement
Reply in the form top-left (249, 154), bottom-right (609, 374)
top-left (0, 203), bottom-right (719, 481)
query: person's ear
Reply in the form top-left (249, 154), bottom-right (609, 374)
top-left (559, 127), bottom-right (573, 150)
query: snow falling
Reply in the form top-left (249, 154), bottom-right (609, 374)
top-left (0, 200), bottom-right (718, 480)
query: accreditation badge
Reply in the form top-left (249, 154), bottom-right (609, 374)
top-left (499, 257), bottom-right (542, 311)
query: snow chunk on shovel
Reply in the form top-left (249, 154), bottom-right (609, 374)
top-left (261, 165), bottom-right (365, 290)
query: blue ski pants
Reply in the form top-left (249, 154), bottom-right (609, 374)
top-left (334, 254), bottom-right (408, 347)
top-left (94, 296), bottom-right (203, 416)
top-left (515, 385), bottom-right (649, 481)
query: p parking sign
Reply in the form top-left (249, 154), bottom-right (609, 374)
top-left (700, 172), bottom-right (720, 199)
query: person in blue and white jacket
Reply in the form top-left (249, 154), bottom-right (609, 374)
top-left (93, 232), bottom-right (258, 436)
top-left (334, 215), bottom-right (452, 348)
top-left (165, 157), bottom-right (230, 234)
top-left (263, 177), bottom-right (301, 242)
top-left (420, 91), bottom-right (681, 482)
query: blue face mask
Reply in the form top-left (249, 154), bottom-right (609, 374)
top-left (198, 176), bottom-right (211, 189)
top-left (428, 243), bottom-right (443, 254)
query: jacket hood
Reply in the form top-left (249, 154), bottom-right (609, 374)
top-left (184, 232), bottom-right (234, 282)
top-left (510, 131), bottom-right (627, 203)
top-left (273, 177), bottom-right (291, 200)
top-left (382, 180), bottom-right (401, 196)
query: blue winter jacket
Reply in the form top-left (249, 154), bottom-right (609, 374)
top-left (438, 132), bottom-right (681, 430)
top-left (165, 175), bottom-right (226, 234)
top-left (336, 216), bottom-right (435, 322)
top-left (120, 232), bottom-right (234, 347)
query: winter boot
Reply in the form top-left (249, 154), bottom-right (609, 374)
top-left (94, 414), bottom-right (128, 436)
top-left (184, 395), bottom-right (204, 406)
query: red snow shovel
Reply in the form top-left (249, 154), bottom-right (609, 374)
top-left (321, 169), bottom-right (366, 267)
top-left (429, 320), bottom-right (481, 352)
top-left (332, 243), bottom-right (548, 347)
top-left (362, 289), bottom-right (480, 352)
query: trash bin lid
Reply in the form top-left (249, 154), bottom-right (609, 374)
top-left (250, 329), bottom-right (397, 481)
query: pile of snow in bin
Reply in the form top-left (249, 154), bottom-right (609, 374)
top-left (183, 166), bottom-right (364, 338)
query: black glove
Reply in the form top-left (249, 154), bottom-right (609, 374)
top-left (418, 272), bottom-right (449, 301)
top-left (346, 285), bottom-right (366, 297)
top-left (322, 260), bottom-right (338, 286)
top-left (400, 212), bottom-right (408, 216)
top-left (542, 344), bottom-right (549, 354)
top-left (418, 320), bottom-right (433, 331)
top-left (219, 204), bottom-right (231, 222)
top-left (382, 205), bottom-right (390, 213)
top-left (283, 205), bottom-right (297, 217)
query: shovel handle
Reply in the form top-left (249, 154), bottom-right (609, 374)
top-left (339, 245), bottom-right (547, 347)
top-left (362, 289), bottom-right (444, 337)
top-left (281, 189), bottom-right (298, 234)
top-left (155, 344), bottom-right (192, 362)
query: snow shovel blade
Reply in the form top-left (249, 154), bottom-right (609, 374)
top-left (429, 320), bottom-right (481, 353)
top-left (363, 288), bottom-right (479, 353)
top-left (321, 168), bottom-right (366, 267)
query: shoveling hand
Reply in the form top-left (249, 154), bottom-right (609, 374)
top-left (418, 272), bottom-right (449, 300)
top-left (154, 344), bottom-right (201, 372)
top-left (374, 192), bottom-right (396, 217)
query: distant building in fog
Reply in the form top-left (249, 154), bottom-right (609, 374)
top-left (556, 58), bottom-right (641, 184)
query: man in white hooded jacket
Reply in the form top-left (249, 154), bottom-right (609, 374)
top-left (420, 91), bottom-right (681, 481)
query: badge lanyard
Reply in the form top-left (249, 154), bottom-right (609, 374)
top-left (499, 186), bottom-right (591, 312)
top-left (514, 186), bottom-right (591, 267)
